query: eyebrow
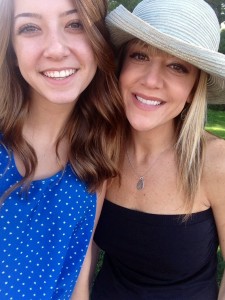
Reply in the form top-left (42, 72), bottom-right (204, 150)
top-left (14, 9), bottom-right (77, 20)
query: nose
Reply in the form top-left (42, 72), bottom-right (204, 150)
top-left (141, 63), bottom-right (163, 89)
top-left (43, 30), bottom-right (70, 60)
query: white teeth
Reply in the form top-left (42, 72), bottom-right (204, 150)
top-left (44, 69), bottom-right (75, 79)
top-left (136, 96), bottom-right (161, 105)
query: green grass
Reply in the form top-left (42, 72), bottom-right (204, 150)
top-left (205, 108), bottom-right (225, 138)
top-left (217, 248), bottom-right (225, 285)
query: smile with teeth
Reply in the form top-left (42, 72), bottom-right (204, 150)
top-left (136, 95), bottom-right (161, 105)
top-left (43, 69), bottom-right (76, 80)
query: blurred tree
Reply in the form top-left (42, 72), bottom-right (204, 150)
top-left (108, 0), bottom-right (141, 11)
top-left (219, 28), bottom-right (225, 53)
top-left (108, 0), bottom-right (225, 22)
top-left (205, 0), bottom-right (225, 23)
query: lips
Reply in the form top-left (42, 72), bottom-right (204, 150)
top-left (43, 69), bottom-right (76, 80)
top-left (136, 95), bottom-right (162, 105)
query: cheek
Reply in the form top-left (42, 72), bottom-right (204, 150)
top-left (80, 45), bottom-right (97, 85)
top-left (119, 61), bottom-right (144, 91)
top-left (182, 84), bottom-right (196, 103)
top-left (85, 54), bottom-right (97, 81)
top-left (14, 42), bottom-right (36, 68)
top-left (85, 48), bottom-right (96, 66)
top-left (174, 78), bottom-right (197, 104)
top-left (118, 77), bottom-right (128, 106)
top-left (77, 36), bottom-right (96, 64)
top-left (185, 73), bottom-right (199, 102)
top-left (119, 67), bottom-right (132, 94)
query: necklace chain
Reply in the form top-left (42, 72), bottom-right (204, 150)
top-left (126, 151), bottom-right (149, 190)
top-left (126, 146), bottom-right (172, 190)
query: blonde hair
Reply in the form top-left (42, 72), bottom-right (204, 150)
top-left (118, 39), bottom-right (208, 214)
top-left (176, 71), bottom-right (207, 214)
top-left (0, 0), bottom-right (126, 199)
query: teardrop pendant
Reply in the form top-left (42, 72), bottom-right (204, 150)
top-left (136, 177), bottom-right (144, 190)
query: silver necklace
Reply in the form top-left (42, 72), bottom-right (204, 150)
top-left (126, 151), bottom-right (150, 190)
top-left (126, 146), bottom-right (172, 190)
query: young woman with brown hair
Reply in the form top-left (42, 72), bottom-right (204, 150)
top-left (0, 0), bottom-right (125, 299)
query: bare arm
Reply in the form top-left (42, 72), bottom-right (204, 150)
top-left (214, 206), bottom-right (225, 300)
top-left (218, 272), bottom-right (225, 300)
top-left (204, 138), bottom-right (225, 299)
top-left (215, 198), bottom-right (225, 300)
top-left (70, 240), bottom-right (101, 299)
top-left (70, 182), bottom-right (106, 300)
top-left (215, 185), bottom-right (225, 298)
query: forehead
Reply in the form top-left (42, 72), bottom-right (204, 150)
top-left (13, 0), bottom-right (76, 17)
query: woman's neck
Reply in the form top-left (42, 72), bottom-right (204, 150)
top-left (129, 122), bottom-right (176, 157)
top-left (24, 97), bottom-right (74, 144)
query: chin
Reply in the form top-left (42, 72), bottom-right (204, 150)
top-left (47, 95), bottom-right (78, 105)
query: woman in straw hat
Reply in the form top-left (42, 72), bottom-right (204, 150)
top-left (91, 0), bottom-right (225, 299)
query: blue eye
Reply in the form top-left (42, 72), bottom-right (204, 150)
top-left (18, 24), bottom-right (40, 34)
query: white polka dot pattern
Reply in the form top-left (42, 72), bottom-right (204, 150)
top-left (0, 142), bottom-right (97, 299)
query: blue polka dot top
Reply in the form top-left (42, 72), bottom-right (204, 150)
top-left (0, 141), bottom-right (97, 299)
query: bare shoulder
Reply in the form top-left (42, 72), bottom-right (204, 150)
top-left (204, 134), bottom-right (225, 258)
top-left (204, 132), bottom-right (225, 171)
top-left (203, 132), bottom-right (225, 205)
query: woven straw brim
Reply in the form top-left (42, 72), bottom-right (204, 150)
top-left (106, 6), bottom-right (225, 104)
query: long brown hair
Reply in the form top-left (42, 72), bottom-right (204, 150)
top-left (0, 0), bottom-right (126, 197)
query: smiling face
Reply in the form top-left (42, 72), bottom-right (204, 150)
top-left (12, 0), bottom-right (97, 107)
top-left (119, 41), bottom-right (199, 134)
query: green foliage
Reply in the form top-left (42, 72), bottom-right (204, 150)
top-left (108, 0), bottom-right (141, 11)
top-left (217, 248), bottom-right (225, 286)
top-left (205, 0), bottom-right (225, 23)
top-left (219, 28), bottom-right (225, 54)
top-left (208, 104), bottom-right (225, 111)
top-left (205, 108), bottom-right (225, 139)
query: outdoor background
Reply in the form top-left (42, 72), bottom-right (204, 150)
top-left (95, 0), bottom-right (225, 286)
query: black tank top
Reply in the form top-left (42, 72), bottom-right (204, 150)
top-left (92, 200), bottom-right (219, 300)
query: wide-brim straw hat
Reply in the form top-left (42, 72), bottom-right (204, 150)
top-left (106, 0), bottom-right (225, 104)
